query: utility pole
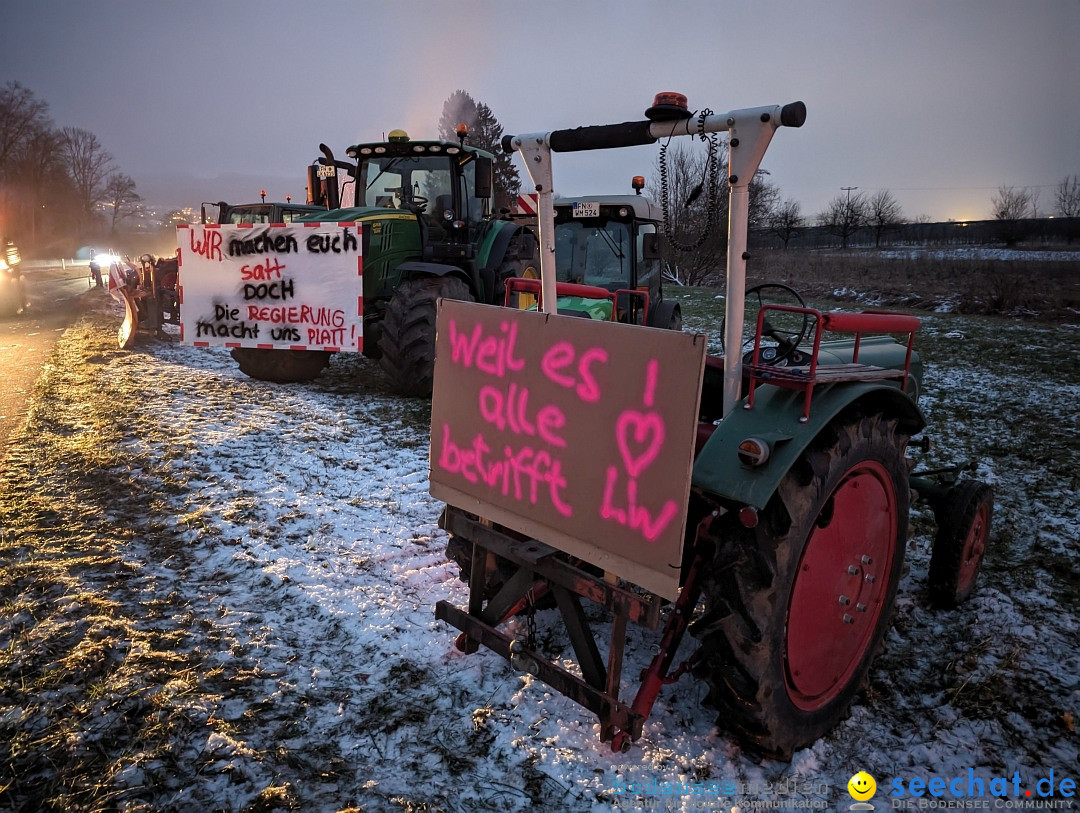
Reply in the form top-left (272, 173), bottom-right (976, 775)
top-left (841, 186), bottom-right (858, 204)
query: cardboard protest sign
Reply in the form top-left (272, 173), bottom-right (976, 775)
top-left (430, 300), bottom-right (707, 600)
top-left (177, 223), bottom-right (363, 352)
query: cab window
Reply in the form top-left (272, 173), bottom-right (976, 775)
top-left (554, 220), bottom-right (631, 288)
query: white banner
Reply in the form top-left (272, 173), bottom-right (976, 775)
top-left (176, 223), bottom-right (363, 352)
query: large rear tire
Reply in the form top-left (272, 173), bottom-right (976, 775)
top-left (693, 413), bottom-right (910, 759)
top-left (231, 348), bottom-right (333, 382)
top-left (378, 276), bottom-right (474, 397)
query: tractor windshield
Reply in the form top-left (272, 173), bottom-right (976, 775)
top-left (554, 220), bottom-right (631, 289)
top-left (357, 155), bottom-right (454, 219)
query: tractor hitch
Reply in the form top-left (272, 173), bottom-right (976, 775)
top-left (436, 506), bottom-right (711, 751)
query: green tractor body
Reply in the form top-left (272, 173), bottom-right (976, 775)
top-left (232, 135), bottom-right (535, 393)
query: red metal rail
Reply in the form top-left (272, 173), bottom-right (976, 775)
top-left (744, 305), bottom-right (920, 422)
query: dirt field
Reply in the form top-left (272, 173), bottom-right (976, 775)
top-left (0, 283), bottom-right (1077, 811)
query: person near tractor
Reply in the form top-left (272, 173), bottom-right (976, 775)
top-left (89, 249), bottom-right (103, 287)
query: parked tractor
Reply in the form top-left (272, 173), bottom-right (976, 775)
top-left (431, 95), bottom-right (994, 759)
top-left (200, 199), bottom-right (325, 226)
top-left (506, 189), bottom-right (681, 331)
top-left (224, 132), bottom-right (537, 393)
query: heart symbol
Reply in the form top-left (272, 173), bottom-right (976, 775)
top-left (616, 411), bottom-right (665, 478)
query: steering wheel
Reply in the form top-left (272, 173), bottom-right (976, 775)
top-left (721, 282), bottom-right (809, 365)
top-left (403, 195), bottom-right (429, 213)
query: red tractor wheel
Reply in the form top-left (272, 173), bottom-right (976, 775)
top-left (927, 480), bottom-right (992, 608)
top-left (693, 413), bottom-right (909, 759)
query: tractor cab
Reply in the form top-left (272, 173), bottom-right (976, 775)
top-left (507, 190), bottom-right (680, 329)
top-left (340, 130), bottom-right (494, 256)
top-left (200, 200), bottom-right (324, 225)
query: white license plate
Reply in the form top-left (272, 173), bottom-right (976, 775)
top-left (572, 201), bottom-right (600, 218)
top-left (316, 165), bottom-right (336, 178)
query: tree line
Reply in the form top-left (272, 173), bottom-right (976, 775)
top-left (0, 81), bottom-right (144, 255)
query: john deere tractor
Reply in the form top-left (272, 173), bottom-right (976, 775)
top-left (230, 131), bottom-right (537, 394)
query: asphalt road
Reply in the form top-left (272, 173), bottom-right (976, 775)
top-left (0, 267), bottom-right (101, 451)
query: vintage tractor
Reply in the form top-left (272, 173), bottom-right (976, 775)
top-left (226, 132), bottom-right (538, 393)
top-left (430, 95), bottom-right (994, 759)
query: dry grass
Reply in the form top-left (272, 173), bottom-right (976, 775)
top-left (739, 249), bottom-right (1080, 321)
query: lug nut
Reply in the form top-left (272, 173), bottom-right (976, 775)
top-left (865, 573), bottom-right (875, 584)
top-left (848, 565), bottom-right (859, 575)
top-left (856, 603), bottom-right (867, 613)
top-left (861, 555), bottom-right (874, 565)
top-left (843, 614), bottom-right (855, 624)
top-left (838, 595), bottom-right (851, 606)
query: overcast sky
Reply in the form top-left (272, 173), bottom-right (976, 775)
top-left (3, 0), bottom-right (1078, 221)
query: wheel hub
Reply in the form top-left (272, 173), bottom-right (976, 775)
top-left (785, 462), bottom-right (898, 711)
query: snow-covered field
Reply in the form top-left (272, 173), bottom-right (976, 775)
top-left (0, 290), bottom-right (1077, 812)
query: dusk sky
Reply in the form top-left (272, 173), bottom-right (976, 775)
top-left (3, 0), bottom-right (1078, 221)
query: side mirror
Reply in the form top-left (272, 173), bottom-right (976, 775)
top-left (474, 156), bottom-right (493, 200)
top-left (642, 232), bottom-right (664, 259)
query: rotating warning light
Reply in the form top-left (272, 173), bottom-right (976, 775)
top-left (645, 92), bottom-right (691, 122)
top-left (455, 123), bottom-right (469, 138)
top-left (632, 176), bottom-right (646, 194)
top-left (388, 129), bottom-right (409, 142)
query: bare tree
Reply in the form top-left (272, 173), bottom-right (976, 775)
top-left (818, 191), bottom-right (868, 249)
top-left (1056, 175), bottom-right (1080, 217)
top-left (867, 189), bottom-right (904, 247)
top-left (59, 127), bottom-right (114, 227)
top-left (768, 198), bottom-right (803, 249)
top-left (103, 172), bottom-right (142, 232)
top-left (650, 140), bottom-right (729, 286)
top-left (7, 127), bottom-right (74, 248)
top-left (0, 81), bottom-right (51, 176)
top-left (990, 185), bottom-right (1033, 245)
top-left (990, 185), bottom-right (1032, 220)
top-left (748, 171), bottom-right (780, 231)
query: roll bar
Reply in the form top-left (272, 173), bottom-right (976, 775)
top-left (502, 101), bottom-right (806, 417)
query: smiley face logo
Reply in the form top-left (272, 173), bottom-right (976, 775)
top-left (848, 771), bottom-right (877, 801)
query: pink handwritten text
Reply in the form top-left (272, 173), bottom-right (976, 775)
top-left (437, 424), bottom-right (573, 517)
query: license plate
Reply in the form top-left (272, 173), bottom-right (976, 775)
top-left (572, 201), bottom-right (600, 218)
top-left (316, 165), bottom-right (336, 178)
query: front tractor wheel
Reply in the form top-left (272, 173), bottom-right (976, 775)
top-left (231, 348), bottom-right (333, 382)
top-left (378, 276), bottom-right (475, 397)
top-left (927, 480), bottom-right (993, 608)
top-left (693, 413), bottom-right (910, 759)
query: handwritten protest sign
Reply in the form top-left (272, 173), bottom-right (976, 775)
top-left (176, 223), bottom-right (363, 352)
top-left (429, 300), bottom-right (706, 600)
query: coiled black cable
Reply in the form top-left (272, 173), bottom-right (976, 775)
top-left (659, 108), bottom-right (721, 252)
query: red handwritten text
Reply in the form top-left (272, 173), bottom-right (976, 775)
top-left (240, 257), bottom-right (286, 281)
top-left (190, 228), bottom-right (223, 262)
